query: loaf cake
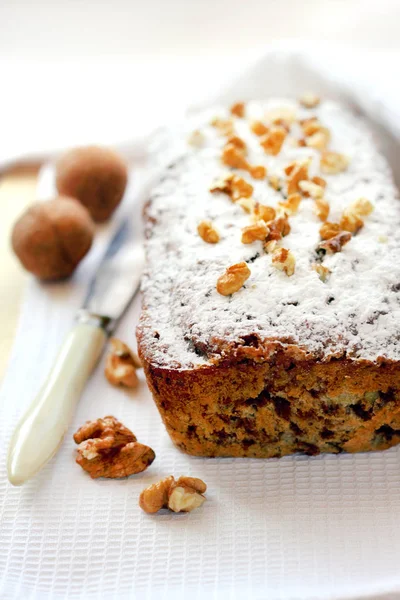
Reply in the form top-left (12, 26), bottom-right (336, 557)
top-left (137, 95), bottom-right (400, 458)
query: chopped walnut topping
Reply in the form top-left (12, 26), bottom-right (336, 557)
top-left (314, 198), bottom-right (330, 221)
top-left (287, 161), bottom-right (309, 195)
top-left (263, 239), bottom-right (278, 253)
top-left (273, 118), bottom-right (291, 131)
top-left (306, 128), bottom-right (330, 150)
top-left (230, 176), bottom-right (254, 200)
top-left (299, 180), bottom-right (324, 199)
top-left (253, 203), bottom-right (276, 223)
top-left (299, 92), bottom-right (320, 108)
top-left (272, 248), bottom-right (296, 276)
top-left (351, 197), bottom-right (374, 216)
top-left (268, 175), bottom-right (281, 191)
top-left (266, 107), bottom-right (296, 125)
top-left (260, 126), bottom-right (287, 156)
top-left (317, 232), bottom-right (351, 254)
top-left (312, 264), bottom-right (331, 282)
top-left (319, 222), bottom-right (341, 240)
top-left (300, 117), bottom-right (321, 137)
top-left (230, 102), bottom-right (245, 117)
top-left (216, 262), bottom-right (251, 296)
top-left (284, 161), bottom-right (297, 176)
top-left (266, 216), bottom-right (291, 241)
top-left (237, 197), bottom-right (255, 213)
top-left (197, 220), bottom-right (220, 243)
top-left (320, 151), bottom-right (349, 174)
top-left (241, 220), bottom-right (269, 244)
top-left (312, 176), bottom-right (327, 188)
top-left (221, 145), bottom-right (266, 180)
top-left (187, 130), bottom-right (205, 147)
top-left (249, 165), bottom-right (267, 179)
top-left (210, 173), bottom-right (253, 201)
top-left (227, 135), bottom-right (247, 151)
top-left (278, 193), bottom-right (302, 215)
top-left (222, 143), bottom-right (249, 170)
top-left (339, 197), bottom-right (374, 233)
top-left (211, 117), bottom-right (234, 136)
top-left (251, 121), bottom-right (269, 136)
top-left (340, 211), bottom-right (364, 234)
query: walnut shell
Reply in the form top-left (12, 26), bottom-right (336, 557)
top-left (55, 146), bottom-right (128, 222)
top-left (11, 196), bottom-right (94, 280)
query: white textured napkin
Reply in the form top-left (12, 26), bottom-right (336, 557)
top-left (1, 44), bottom-right (400, 600)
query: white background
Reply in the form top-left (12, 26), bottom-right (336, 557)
top-left (0, 0), bottom-right (400, 166)
top-left (1, 0), bottom-right (400, 58)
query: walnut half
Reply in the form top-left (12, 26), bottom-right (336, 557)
top-left (105, 338), bottom-right (141, 388)
top-left (139, 476), bottom-right (207, 514)
top-left (216, 262), bottom-right (251, 296)
top-left (73, 416), bottom-right (155, 479)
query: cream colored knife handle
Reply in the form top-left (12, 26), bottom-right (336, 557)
top-left (7, 322), bottom-right (107, 486)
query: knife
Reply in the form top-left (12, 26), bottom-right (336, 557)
top-left (7, 212), bottom-right (145, 486)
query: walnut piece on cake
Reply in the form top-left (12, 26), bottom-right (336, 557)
top-left (241, 221), bottom-right (269, 244)
top-left (260, 126), bottom-right (287, 156)
top-left (197, 220), bottom-right (220, 243)
top-left (320, 151), bottom-right (349, 174)
top-left (210, 173), bottom-right (253, 202)
top-left (217, 262), bottom-right (251, 296)
top-left (272, 248), bottom-right (296, 276)
top-left (230, 102), bottom-right (245, 118)
top-left (287, 161), bottom-right (309, 195)
top-left (317, 231), bottom-right (352, 254)
top-left (314, 198), bottom-right (330, 222)
top-left (299, 92), bottom-right (320, 108)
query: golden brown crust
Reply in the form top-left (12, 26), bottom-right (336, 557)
top-left (137, 332), bottom-right (400, 458)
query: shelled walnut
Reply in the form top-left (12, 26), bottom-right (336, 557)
top-left (317, 231), bottom-right (351, 254)
top-left (73, 416), bottom-right (155, 479)
top-left (210, 173), bottom-right (253, 202)
top-left (299, 92), bottom-right (320, 108)
top-left (320, 151), bottom-right (349, 174)
top-left (217, 262), bottom-right (251, 295)
top-left (287, 161), bottom-right (309, 195)
top-left (272, 248), bottom-right (296, 276)
top-left (139, 476), bottom-right (207, 514)
top-left (230, 102), bottom-right (245, 117)
top-left (105, 338), bottom-right (141, 388)
top-left (197, 220), bottom-right (220, 243)
top-left (241, 221), bottom-right (269, 244)
top-left (260, 126), bottom-right (287, 156)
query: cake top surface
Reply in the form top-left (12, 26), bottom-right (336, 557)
top-left (139, 98), bottom-right (400, 369)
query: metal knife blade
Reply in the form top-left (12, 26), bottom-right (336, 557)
top-left (82, 218), bottom-right (144, 329)
top-left (79, 166), bottom-right (159, 331)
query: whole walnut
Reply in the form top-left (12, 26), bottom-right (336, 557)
top-left (11, 196), bottom-right (95, 280)
top-left (55, 146), bottom-right (128, 222)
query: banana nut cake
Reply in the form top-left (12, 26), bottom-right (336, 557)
top-left (137, 95), bottom-right (400, 458)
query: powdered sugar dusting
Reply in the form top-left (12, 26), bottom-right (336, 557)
top-left (138, 100), bottom-right (400, 368)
